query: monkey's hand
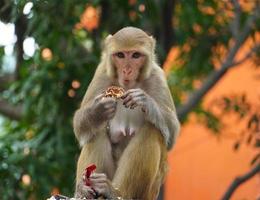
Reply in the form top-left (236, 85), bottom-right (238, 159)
top-left (75, 178), bottom-right (96, 199)
top-left (89, 173), bottom-right (122, 199)
top-left (122, 88), bottom-right (174, 148)
top-left (121, 88), bottom-right (156, 113)
top-left (90, 94), bottom-right (117, 126)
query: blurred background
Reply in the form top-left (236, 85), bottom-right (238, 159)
top-left (0, 0), bottom-right (259, 200)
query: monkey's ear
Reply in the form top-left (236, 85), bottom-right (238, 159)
top-left (149, 36), bottom-right (156, 53)
top-left (101, 34), bottom-right (113, 52)
top-left (105, 34), bottom-right (113, 46)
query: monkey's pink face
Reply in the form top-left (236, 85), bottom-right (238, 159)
top-left (112, 51), bottom-right (146, 89)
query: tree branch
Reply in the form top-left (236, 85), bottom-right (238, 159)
top-left (14, 15), bottom-right (27, 79)
top-left (230, 0), bottom-right (241, 38)
top-left (0, 74), bottom-right (15, 85)
top-left (0, 74), bottom-right (15, 92)
top-left (0, 0), bottom-right (12, 22)
top-left (0, 99), bottom-right (23, 120)
top-left (161, 0), bottom-right (175, 55)
top-left (221, 163), bottom-right (260, 200)
top-left (176, 4), bottom-right (260, 121)
top-left (232, 44), bottom-right (260, 67)
top-left (0, 14), bottom-right (27, 120)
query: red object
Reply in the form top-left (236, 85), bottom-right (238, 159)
top-left (84, 164), bottom-right (96, 186)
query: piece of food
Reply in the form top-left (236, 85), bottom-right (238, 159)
top-left (104, 86), bottom-right (125, 98)
top-left (85, 164), bottom-right (96, 186)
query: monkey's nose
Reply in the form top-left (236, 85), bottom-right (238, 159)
top-left (123, 69), bottom-right (132, 75)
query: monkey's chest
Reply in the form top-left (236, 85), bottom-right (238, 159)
top-left (108, 101), bottom-right (145, 144)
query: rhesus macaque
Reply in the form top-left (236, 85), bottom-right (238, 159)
top-left (73, 27), bottom-right (180, 199)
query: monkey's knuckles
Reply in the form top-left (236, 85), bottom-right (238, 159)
top-left (90, 178), bottom-right (110, 197)
top-left (102, 97), bottom-right (116, 103)
top-left (93, 185), bottom-right (110, 198)
top-left (122, 95), bottom-right (132, 105)
top-left (123, 94), bottom-right (139, 107)
top-left (76, 184), bottom-right (95, 198)
top-left (104, 106), bottom-right (116, 116)
top-left (125, 95), bottom-right (146, 108)
top-left (124, 100), bottom-right (136, 108)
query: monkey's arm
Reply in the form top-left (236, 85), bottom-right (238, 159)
top-left (145, 93), bottom-right (180, 150)
top-left (73, 105), bottom-right (99, 146)
top-left (73, 65), bottom-right (113, 146)
top-left (147, 67), bottom-right (180, 150)
top-left (122, 67), bottom-right (180, 150)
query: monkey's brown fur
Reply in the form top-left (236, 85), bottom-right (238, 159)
top-left (73, 27), bottom-right (180, 199)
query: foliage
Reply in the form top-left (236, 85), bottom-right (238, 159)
top-left (0, 0), bottom-right (259, 199)
top-left (168, 0), bottom-right (260, 106)
top-left (0, 1), bottom-right (98, 199)
top-left (204, 94), bottom-right (260, 166)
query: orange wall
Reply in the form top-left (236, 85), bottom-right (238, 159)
top-left (165, 39), bottom-right (260, 199)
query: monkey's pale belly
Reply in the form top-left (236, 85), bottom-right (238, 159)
top-left (108, 101), bottom-right (144, 144)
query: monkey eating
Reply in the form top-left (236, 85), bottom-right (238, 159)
top-left (73, 27), bottom-right (180, 199)
top-left (104, 86), bottom-right (125, 98)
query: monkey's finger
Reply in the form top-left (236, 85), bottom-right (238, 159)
top-left (121, 90), bottom-right (130, 99)
top-left (103, 99), bottom-right (117, 107)
top-left (130, 103), bottom-right (138, 109)
top-left (103, 96), bottom-right (116, 102)
top-left (95, 93), bottom-right (105, 102)
top-left (92, 187), bottom-right (106, 197)
top-left (121, 89), bottom-right (136, 98)
top-left (123, 93), bottom-right (143, 106)
top-left (104, 101), bottom-right (117, 109)
top-left (91, 182), bottom-right (107, 189)
top-left (123, 93), bottom-right (144, 105)
top-left (81, 185), bottom-right (96, 197)
top-left (104, 107), bottom-right (116, 115)
top-left (92, 183), bottom-right (107, 190)
top-left (90, 173), bottom-right (107, 179)
top-left (124, 99), bottom-right (135, 108)
top-left (128, 101), bottom-right (138, 109)
top-left (130, 100), bottom-right (145, 109)
top-left (89, 177), bottom-right (107, 184)
top-left (121, 89), bottom-right (142, 99)
top-left (122, 95), bottom-right (132, 106)
top-left (125, 96), bottom-right (145, 108)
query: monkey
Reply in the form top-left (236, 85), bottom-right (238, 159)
top-left (73, 27), bottom-right (180, 199)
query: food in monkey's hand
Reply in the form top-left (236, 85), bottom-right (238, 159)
top-left (85, 164), bottom-right (96, 186)
top-left (84, 164), bottom-right (99, 198)
top-left (104, 86), bottom-right (125, 99)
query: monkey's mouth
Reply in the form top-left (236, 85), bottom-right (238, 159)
top-left (123, 80), bottom-right (130, 84)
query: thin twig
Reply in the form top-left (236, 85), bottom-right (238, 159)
top-left (231, 44), bottom-right (260, 67)
top-left (230, 0), bottom-right (241, 38)
top-left (221, 164), bottom-right (260, 200)
top-left (0, 99), bottom-right (23, 120)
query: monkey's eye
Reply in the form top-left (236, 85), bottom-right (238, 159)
top-left (132, 52), bottom-right (142, 59)
top-left (115, 52), bottom-right (125, 58)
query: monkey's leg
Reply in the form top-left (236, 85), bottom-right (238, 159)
top-left (112, 123), bottom-right (167, 200)
top-left (75, 132), bottom-right (115, 196)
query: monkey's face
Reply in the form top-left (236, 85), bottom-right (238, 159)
top-left (112, 50), bottom-right (146, 89)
